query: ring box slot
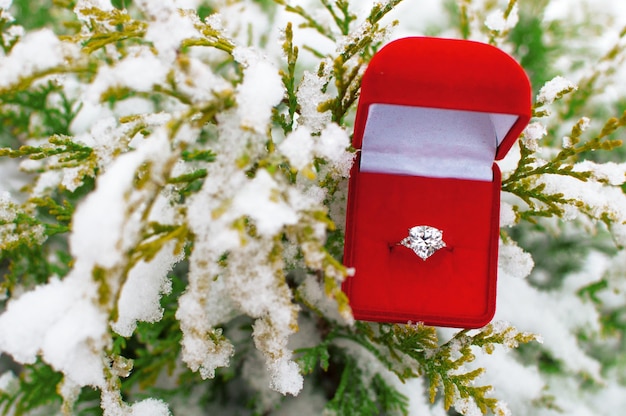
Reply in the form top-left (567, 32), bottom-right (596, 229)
top-left (342, 37), bottom-right (531, 328)
top-left (361, 104), bottom-right (519, 181)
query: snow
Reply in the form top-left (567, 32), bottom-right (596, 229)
top-left (0, 371), bottom-right (17, 393)
top-left (129, 398), bottom-right (172, 416)
top-left (536, 172), bottom-right (626, 242)
top-left (296, 71), bottom-right (332, 133)
top-left (267, 356), bottom-right (303, 396)
top-left (74, 0), bottom-right (114, 15)
top-left (522, 122), bottom-right (547, 151)
top-left (496, 271), bottom-right (603, 379)
top-left (279, 126), bottom-right (314, 171)
top-left (0, 29), bottom-right (80, 90)
top-left (86, 48), bottom-right (169, 103)
top-left (71, 129), bottom-right (170, 269)
top-left (232, 170), bottom-right (299, 236)
top-left (173, 56), bottom-right (231, 104)
top-left (0, 192), bottom-right (16, 222)
top-left (0, 276), bottom-right (108, 387)
top-left (573, 160), bottom-right (626, 185)
top-left (142, 1), bottom-right (201, 63)
top-left (484, 4), bottom-right (519, 32)
top-left (279, 120), bottom-right (351, 176)
top-left (536, 76), bottom-right (578, 105)
top-left (233, 47), bottom-right (285, 133)
top-left (112, 240), bottom-right (180, 337)
top-left (499, 201), bottom-right (517, 227)
top-left (316, 123), bottom-right (353, 176)
top-left (498, 239), bottom-right (534, 280)
top-left (474, 346), bottom-right (543, 415)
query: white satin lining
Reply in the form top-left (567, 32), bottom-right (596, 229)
top-left (360, 104), bottom-right (519, 181)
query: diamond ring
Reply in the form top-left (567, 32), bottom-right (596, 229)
top-left (395, 225), bottom-right (446, 261)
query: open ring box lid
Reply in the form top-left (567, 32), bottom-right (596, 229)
top-left (342, 37), bottom-right (531, 328)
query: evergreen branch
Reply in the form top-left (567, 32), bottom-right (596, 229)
top-left (324, 354), bottom-right (409, 416)
top-left (0, 14), bottom-right (21, 54)
top-left (0, 64), bottom-right (92, 97)
top-left (187, 10), bottom-right (235, 53)
top-left (319, 0), bottom-right (357, 36)
top-left (315, 0), bottom-right (400, 123)
top-left (29, 196), bottom-right (75, 234)
top-left (295, 340), bottom-right (330, 374)
top-left (180, 37), bottom-right (234, 55)
top-left (274, 0), bottom-right (336, 41)
top-left (561, 26), bottom-right (626, 119)
top-left (503, 113), bottom-right (624, 222)
top-left (121, 279), bottom-right (184, 390)
top-left (338, 322), bottom-right (539, 415)
top-left (181, 149), bottom-right (217, 163)
top-left (277, 22), bottom-right (299, 134)
top-left (0, 361), bottom-right (62, 416)
top-left (367, 0), bottom-right (404, 25)
top-left (167, 169), bottom-right (208, 185)
top-left (301, 44), bottom-right (327, 59)
top-left (82, 29), bottom-right (147, 54)
top-left (0, 81), bottom-right (78, 137)
top-left (458, 0), bottom-right (471, 39)
top-left (0, 135), bottom-right (94, 172)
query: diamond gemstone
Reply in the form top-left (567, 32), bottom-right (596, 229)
top-left (400, 225), bottom-right (446, 260)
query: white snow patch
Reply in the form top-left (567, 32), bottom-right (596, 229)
top-left (112, 240), bottom-right (181, 337)
top-left (498, 239), bottom-right (534, 280)
top-left (0, 372), bottom-right (17, 393)
top-left (0, 29), bottom-right (80, 89)
top-left (537, 76), bottom-right (577, 105)
top-left (522, 122), bottom-right (547, 151)
top-left (0, 276), bottom-right (108, 387)
top-left (316, 123), bottom-right (352, 176)
top-left (279, 126), bottom-right (314, 171)
top-left (232, 170), bottom-right (298, 236)
top-left (70, 128), bottom-right (171, 269)
top-left (143, 3), bottom-right (200, 63)
top-left (573, 160), bottom-right (626, 185)
top-left (496, 272), bottom-right (602, 378)
top-left (86, 48), bottom-right (169, 103)
top-left (233, 47), bottom-right (284, 133)
top-left (129, 398), bottom-right (172, 416)
top-left (485, 4), bottom-right (519, 32)
top-left (499, 201), bottom-right (517, 227)
top-left (474, 346), bottom-right (544, 414)
top-left (296, 71), bottom-right (332, 133)
top-left (268, 357), bottom-right (303, 396)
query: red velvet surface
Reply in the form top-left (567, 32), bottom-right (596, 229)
top-left (343, 166), bottom-right (501, 327)
top-left (342, 37), bottom-right (531, 328)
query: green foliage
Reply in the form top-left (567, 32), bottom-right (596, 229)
top-left (325, 355), bottom-right (409, 416)
top-left (503, 107), bottom-right (625, 223)
top-left (294, 321), bottom-right (537, 415)
top-left (0, 81), bottom-right (78, 145)
top-left (0, 360), bottom-right (63, 416)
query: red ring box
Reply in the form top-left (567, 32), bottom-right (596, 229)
top-left (342, 37), bottom-right (531, 328)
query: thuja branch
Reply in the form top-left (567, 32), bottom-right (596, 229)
top-left (277, 22), bottom-right (299, 134)
top-left (308, 322), bottom-right (537, 415)
top-left (502, 112), bottom-right (625, 217)
top-left (316, 0), bottom-right (401, 123)
top-left (320, 0), bottom-right (357, 36)
top-left (0, 135), bottom-right (94, 168)
top-left (274, 0), bottom-right (336, 41)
